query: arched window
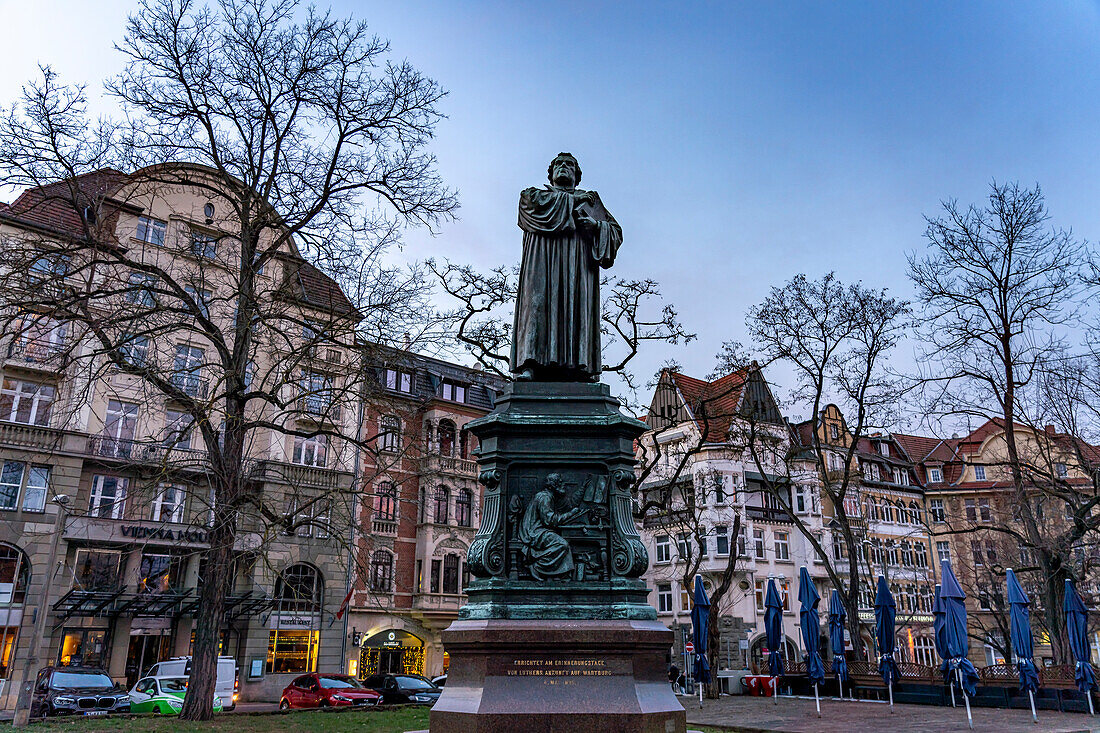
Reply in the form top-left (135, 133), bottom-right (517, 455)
top-left (459, 429), bottom-right (469, 458)
top-left (374, 481), bottom-right (397, 521)
top-left (269, 564), bottom-right (323, 675)
top-left (909, 501), bottom-right (921, 524)
top-left (442, 554), bottom-right (460, 594)
top-left (455, 488), bottom-right (472, 527)
top-left (434, 486), bottom-right (450, 524)
top-left (275, 563), bottom-right (323, 614)
top-left (380, 415), bottom-right (401, 452)
top-left (437, 420), bottom-right (456, 457)
top-left (370, 550), bottom-right (393, 592)
top-left (896, 500), bottom-right (907, 524)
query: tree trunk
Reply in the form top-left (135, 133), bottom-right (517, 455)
top-left (707, 602), bottom-right (722, 699)
top-left (180, 503), bottom-right (236, 720)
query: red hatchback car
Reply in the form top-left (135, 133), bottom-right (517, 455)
top-left (279, 673), bottom-right (381, 709)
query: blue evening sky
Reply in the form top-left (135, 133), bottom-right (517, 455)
top-left (3, 1), bottom-right (1100, 418)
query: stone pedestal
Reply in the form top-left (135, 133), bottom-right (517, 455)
top-left (431, 381), bottom-right (685, 732)
top-left (430, 619), bottom-right (685, 733)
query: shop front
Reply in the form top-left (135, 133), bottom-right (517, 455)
top-left (358, 629), bottom-right (424, 677)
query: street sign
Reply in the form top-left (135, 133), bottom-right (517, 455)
top-left (685, 641), bottom-right (694, 654)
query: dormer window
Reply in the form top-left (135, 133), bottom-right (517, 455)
top-left (928, 467), bottom-right (942, 483)
top-left (383, 368), bottom-right (413, 394)
top-left (441, 379), bottom-right (467, 403)
top-left (829, 424), bottom-right (839, 441)
top-left (879, 442), bottom-right (890, 457)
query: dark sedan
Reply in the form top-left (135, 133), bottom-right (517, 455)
top-left (362, 673), bottom-right (441, 705)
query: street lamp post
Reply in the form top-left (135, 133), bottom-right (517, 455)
top-left (12, 494), bottom-right (71, 727)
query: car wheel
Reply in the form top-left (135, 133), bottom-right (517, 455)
top-left (279, 699), bottom-right (290, 710)
top-left (318, 700), bottom-right (328, 708)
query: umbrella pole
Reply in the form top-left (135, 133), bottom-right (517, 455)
top-left (772, 676), bottom-right (777, 705)
top-left (888, 679), bottom-right (894, 711)
top-left (838, 677), bottom-right (843, 700)
top-left (815, 684), bottom-right (820, 717)
top-left (1088, 688), bottom-right (1094, 716)
top-left (950, 680), bottom-right (956, 707)
top-left (699, 679), bottom-right (703, 709)
top-left (959, 669), bottom-right (973, 730)
top-left (1028, 690), bottom-right (1037, 724)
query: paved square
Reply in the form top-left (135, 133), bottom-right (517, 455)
top-left (685, 695), bottom-right (1099, 733)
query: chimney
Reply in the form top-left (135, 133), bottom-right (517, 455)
top-left (403, 332), bottom-right (411, 349)
top-left (1045, 425), bottom-right (1056, 435)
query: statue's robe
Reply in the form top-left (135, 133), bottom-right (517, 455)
top-left (517, 490), bottom-right (574, 580)
top-left (510, 185), bottom-right (622, 379)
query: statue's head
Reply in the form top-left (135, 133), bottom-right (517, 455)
top-left (547, 153), bottom-right (581, 188)
top-left (545, 473), bottom-right (566, 494)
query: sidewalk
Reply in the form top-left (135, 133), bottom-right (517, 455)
top-left (685, 695), bottom-right (1100, 733)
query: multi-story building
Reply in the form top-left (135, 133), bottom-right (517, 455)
top-left (636, 366), bottom-right (827, 676)
top-left (795, 405), bottom-right (937, 665)
top-left (901, 420), bottom-right (1100, 667)
top-left (0, 166), bottom-right (362, 704)
top-left (344, 352), bottom-right (504, 680)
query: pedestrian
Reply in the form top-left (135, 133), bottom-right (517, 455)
top-left (668, 663), bottom-right (680, 693)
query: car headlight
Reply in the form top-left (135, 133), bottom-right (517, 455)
top-left (331, 694), bottom-right (352, 702)
top-left (53, 696), bottom-right (75, 705)
top-left (411, 695), bottom-right (432, 702)
top-left (167, 699), bottom-right (183, 709)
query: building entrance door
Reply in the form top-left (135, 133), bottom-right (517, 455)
top-left (126, 634), bottom-right (172, 688)
top-left (380, 649), bottom-right (403, 673)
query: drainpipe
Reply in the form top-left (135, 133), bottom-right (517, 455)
top-left (339, 385), bottom-right (367, 673)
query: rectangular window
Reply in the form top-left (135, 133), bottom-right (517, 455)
top-left (89, 475), bottom-right (127, 519)
top-left (125, 272), bottom-right (158, 306)
top-left (774, 531), bottom-right (790, 561)
top-left (830, 424), bottom-right (839, 440)
top-left (266, 630), bottom-right (319, 675)
top-left (795, 486), bottom-right (806, 513)
top-left (73, 549), bottom-right (123, 591)
top-left (172, 344), bottom-right (206, 396)
top-left (833, 534), bottom-right (848, 561)
top-left (879, 442), bottom-right (890, 456)
top-left (292, 434), bottom-right (328, 467)
top-left (971, 540), bottom-right (984, 567)
top-left (915, 543), bottom-right (928, 568)
top-left (430, 559), bottom-right (441, 593)
top-left (138, 553), bottom-right (184, 594)
top-left (21, 465), bottom-right (49, 512)
top-left (0, 462), bottom-right (23, 510)
top-left (657, 583), bottom-right (672, 613)
top-left (755, 580), bottom-right (766, 612)
top-left (136, 216), bottom-right (167, 245)
top-left (715, 526), bottom-right (729, 556)
top-left (118, 334), bottom-right (149, 367)
top-left (930, 498), bottom-right (945, 523)
top-left (681, 586), bottom-right (692, 612)
top-left (99, 399), bottom-right (139, 458)
top-left (1055, 463), bottom-right (1068, 479)
top-left (965, 499), bottom-right (977, 521)
top-left (676, 533), bottom-right (690, 560)
top-left (753, 528), bottom-right (766, 560)
top-left (979, 498), bottom-right (991, 522)
top-left (379, 416), bottom-right (400, 452)
top-left (655, 535), bottom-right (671, 564)
top-left (189, 230), bottom-right (216, 259)
top-left (928, 467), bottom-right (942, 483)
top-left (441, 379), bottom-right (467, 403)
top-left (183, 286), bottom-right (211, 320)
top-left (0, 378), bottom-right (56, 426)
top-left (151, 484), bottom-right (186, 523)
top-left (163, 409), bottom-right (194, 450)
top-left (383, 369), bottom-right (414, 393)
top-left (936, 540), bottom-right (951, 566)
top-left (374, 481), bottom-right (398, 522)
top-left (974, 465), bottom-right (986, 481)
top-left (443, 555), bottom-right (460, 594)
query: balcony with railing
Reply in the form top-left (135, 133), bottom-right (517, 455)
top-left (6, 338), bottom-right (67, 368)
top-left (372, 516), bottom-right (398, 535)
top-left (85, 436), bottom-right (207, 466)
top-left (0, 421), bottom-right (70, 451)
top-left (412, 592), bottom-right (465, 616)
top-left (745, 505), bottom-right (793, 523)
top-left (296, 396), bottom-right (342, 422)
top-left (420, 452), bottom-right (477, 477)
top-left (249, 459), bottom-right (352, 490)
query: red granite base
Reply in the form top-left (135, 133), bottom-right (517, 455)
top-left (429, 618), bottom-right (686, 733)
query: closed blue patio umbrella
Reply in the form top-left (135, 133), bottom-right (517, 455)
top-left (932, 584), bottom-right (957, 707)
top-left (828, 589), bottom-right (848, 698)
top-left (874, 576), bottom-right (900, 709)
top-left (1006, 568), bottom-right (1039, 722)
top-left (1064, 578), bottom-right (1095, 715)
top-left (798, 567), bottom-right (825, 716)
top-left (765, 577), bottom-right (785, 701)
top-left (941, 561), bottom-right (978, 729)
top-left (690, 575), bottom-right (711, 709)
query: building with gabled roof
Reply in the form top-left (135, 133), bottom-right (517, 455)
top-left (636, 364), bottom-right (826, 681)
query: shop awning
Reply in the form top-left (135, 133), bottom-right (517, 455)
top-left (51, 588), bottom-right (276, 625)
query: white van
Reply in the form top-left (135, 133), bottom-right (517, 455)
top-left (146, 656), bottom-right (238, 710)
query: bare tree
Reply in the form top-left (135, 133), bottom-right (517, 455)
top-left (908, 181), bottom-right (1092, 663)
top-left (740, 273), bottom-right (912, 658)
top-left (0, 0), bottom-right (455, 719)
top-left (427, 259), bottom-right (693, 410)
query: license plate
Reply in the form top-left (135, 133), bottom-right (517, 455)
top-left (83, 710), bottom-right (109, 716)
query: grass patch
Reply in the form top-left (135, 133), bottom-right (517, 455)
top-left (29, 706), bottom-right (430, 733)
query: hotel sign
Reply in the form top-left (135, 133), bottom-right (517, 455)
top-left (120, 525), bottom-right (209, 543)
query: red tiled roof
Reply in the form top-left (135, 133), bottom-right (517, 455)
top-left (667, 367), bottom-right (752, 442)
top-left (0, 168), bottom-right (129, 236)
top-left (892, 433), bottom-right (943, 463)
top-left (296, 260), bottom-right (356, 316)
